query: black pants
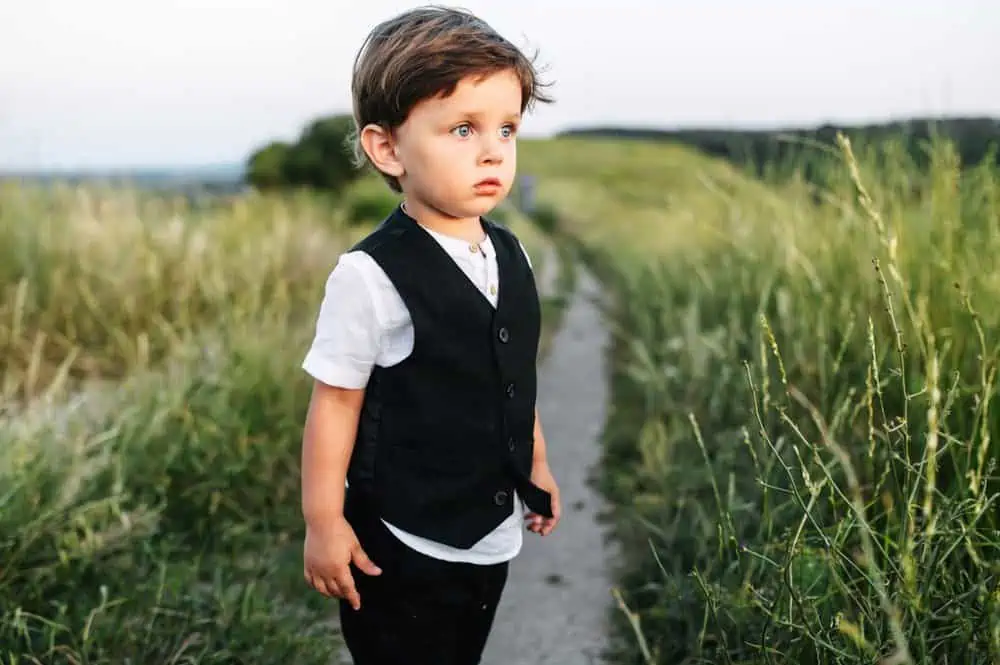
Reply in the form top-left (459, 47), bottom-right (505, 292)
top-left (338, 487), bottom-right (510, 665)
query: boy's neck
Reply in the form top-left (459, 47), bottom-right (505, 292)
top-left (401, 198), bottom-right (486, 244)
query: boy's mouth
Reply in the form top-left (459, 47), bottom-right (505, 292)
top-left (474, 178), bottom-right (502, 191)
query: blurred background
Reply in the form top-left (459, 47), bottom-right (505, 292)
top-left (3, 0), bottom-right (997, 176)
top-left (2, 2), bottom-right (999, 664)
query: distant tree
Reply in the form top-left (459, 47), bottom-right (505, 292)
top-left (246, 141), bottom-right (291, 190)
top-left (245, 113), bottom-right (361, 193)
top-left (292, 115), bottom-right (358, 189)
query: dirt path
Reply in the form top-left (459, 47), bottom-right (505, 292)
top-left (480, 264), bottom-right (618, 665)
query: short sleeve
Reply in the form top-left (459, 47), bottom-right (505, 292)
top-left (301, 255), bottom-right (383, 389)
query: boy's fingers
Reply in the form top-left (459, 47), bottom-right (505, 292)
top-left (336, 569), bottom-right (361, 610)
top-left (326, 576), bottom-right (344, 599)
top-left (524, 513), bottom-right (547, 533)
top-left (305, 571), bottom-right (319, 593)
top-left (540, 512), bottom-right (559, 536)
top-left (352, 545), bottom-right (382, 576)
top-left (308, 571), bottom-right (335, 597)
top-left (345, 585), bottom-right (361, 611)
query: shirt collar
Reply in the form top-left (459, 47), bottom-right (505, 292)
top-left (420, 222), bottom-right (494, 258)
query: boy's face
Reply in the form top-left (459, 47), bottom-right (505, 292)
top-left (391, 68), bottom-right (522, 219)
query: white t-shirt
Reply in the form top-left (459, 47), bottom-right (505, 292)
top-left (301, 222), bottom-right (535, 565)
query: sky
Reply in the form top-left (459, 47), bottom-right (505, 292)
top-left (1, 0), bottom-right (998, 170)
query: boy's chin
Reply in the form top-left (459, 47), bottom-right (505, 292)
top-left (409, 191), bottom-right (508, 220)
top-left (449, 196), bottom-right (506, 219)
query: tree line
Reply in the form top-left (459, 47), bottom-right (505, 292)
top-left (560, 116), bottom-right (1000, 181)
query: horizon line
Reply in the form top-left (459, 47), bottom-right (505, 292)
top-left (3, 112), bottom-right (996, 175)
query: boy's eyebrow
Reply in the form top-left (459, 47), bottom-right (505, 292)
top-left (447, 109), bottom-right (522, 121)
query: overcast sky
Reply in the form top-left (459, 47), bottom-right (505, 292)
top-left (2, 0), bottom-right (997, 170)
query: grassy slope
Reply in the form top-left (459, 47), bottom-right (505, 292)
top-left (518, 135), bottom-right (1000, 663)
top-left (518, 136), bottom-right (791, 261)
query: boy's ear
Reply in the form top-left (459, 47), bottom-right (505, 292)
top-left (359, 124), bottom-right (405, 179)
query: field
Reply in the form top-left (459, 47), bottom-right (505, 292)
top-left (519, 134), bottom-right (1000, 663)
top-left (0, 177), bottom-right (553, 663)
top-left (3, 127), bottom-right (999, 664)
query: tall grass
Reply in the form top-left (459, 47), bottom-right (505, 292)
top-left (0, 181), bottom-right (370, 663)
top-left (0, 320), bottom-right (339, 664)
top-left (532, 135), bottom-right (1000, 663)
top-left (0, 182), bottom-right (364, 399)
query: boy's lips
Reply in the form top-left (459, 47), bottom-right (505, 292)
top-left (474, 178), bottom-right (502, 189)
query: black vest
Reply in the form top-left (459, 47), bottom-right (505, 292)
top-left (345, 205), bottom-right (553, 549)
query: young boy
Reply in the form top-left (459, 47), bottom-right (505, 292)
top-left (298, 6), bottom-right (561, 664)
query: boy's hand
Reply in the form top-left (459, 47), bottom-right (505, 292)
top-left (304, 516), bottom-right (381, 610)
top-left (525, 460), bottom-right (561, 536)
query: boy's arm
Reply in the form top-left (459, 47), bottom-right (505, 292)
top-left (299, 255), bottom-right (385, 606)
top-left (301, 380), bottom-right (382, 608)
top-left (532, 407), bottom-right (549, 466)
top-left (301, 381), bottom-right (364, 526)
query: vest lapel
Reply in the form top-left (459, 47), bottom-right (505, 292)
top-left (394, 206), bottom-right (504, 314)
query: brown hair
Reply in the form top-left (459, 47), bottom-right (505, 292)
top-left (349, 5), bottom-right (553, 192)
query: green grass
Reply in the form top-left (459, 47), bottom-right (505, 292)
top-left (1, 298), bottom-right (345, 664)
top-left (524, 134), bottom-right (1000, 663)
top-left (0, 180), bottom-right (375, 663)
top-left (518, 137), bottom-right (792, 267)
top-left (0, 182), bottom-right (363, 399)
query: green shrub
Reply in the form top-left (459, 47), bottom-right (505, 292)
top-left (344, 182), bottom-right (400, 227)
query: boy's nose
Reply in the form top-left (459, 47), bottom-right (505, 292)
top-left (479, 138), bottom-right (504, 164)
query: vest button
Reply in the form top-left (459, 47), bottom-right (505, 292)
top-left (494, 490), bottom-right (508, 506)
top-left (498, 327), bottom-right (510, 343)
top-left (505, 383), bottom-right (515, 398)
top-left (508, 437), bottom-right (515, 451)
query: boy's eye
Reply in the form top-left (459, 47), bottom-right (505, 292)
top-left (500, 125), bottom-right (515, 138)
top-left (452, 124), bottom-right (472, 138)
